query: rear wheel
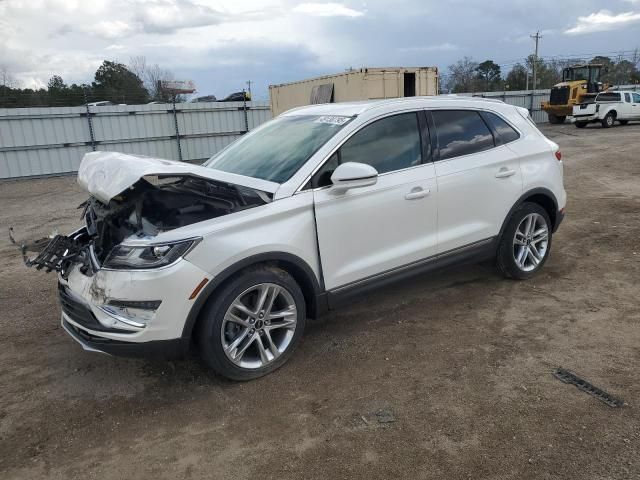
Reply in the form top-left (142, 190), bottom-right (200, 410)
top-left (619, 120), bottom-right (629, 125)
top-left (497, 203), bottom-right (552, 280)
top-left (575, 121), bottom-right (588, 128)
top-left (601, 112), bottom-right (615, 128)
top-left (197, 266), bottom-right (306, 380)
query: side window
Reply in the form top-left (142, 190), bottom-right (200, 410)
top-left (339, 113), bottom-right (422, 174)
top-left (432, 110), bottom-right (494, 160)
top-left (624, 93), bottom-right (632, 103)
top-left (482, 111), bottom-right (520, 145)
top-left (633, 93), bottom-right (640, 103)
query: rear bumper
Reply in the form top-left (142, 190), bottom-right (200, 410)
top-left (572, 114), bottom-right (598, 122)
top-left (62, 318), bottom-right (189, 359)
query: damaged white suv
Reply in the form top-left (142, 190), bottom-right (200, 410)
top-left (26, 97), bottom-right (565, 380)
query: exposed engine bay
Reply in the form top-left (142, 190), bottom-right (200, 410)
top-left (11, 175), bottom-right (270, 277)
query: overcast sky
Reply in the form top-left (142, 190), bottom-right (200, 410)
top-left (1, 0), bottom-right (640, 99)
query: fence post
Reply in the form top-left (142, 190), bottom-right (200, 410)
top-left (242, 90), bottom-right (249, 134)
top-left (529, 90), bottom-right (534, 114)
top-left (171, 95), bottom-right (183, 162)
top-left (83, 89), bottom-right (96, 151)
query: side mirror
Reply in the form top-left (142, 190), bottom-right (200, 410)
top-left (330, 162), bottom-right (378, 193)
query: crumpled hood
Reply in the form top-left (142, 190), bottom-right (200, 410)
top-left (77, 151), bottom-right (279, 204)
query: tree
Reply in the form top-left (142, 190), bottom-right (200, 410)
top-left (446, 56), bottom-right (479, 93)
top-left (505, 63), bottom-right (528, 90)
top-left (129, 55), bottom-right (176, 101)
top-left (0, 65), bottom-right (17, 88)
top-left (475, 60), bottom-right (501, 91)
top-left (92, 60), bottom-right (148, 104)
top-left (47, 75), bottom-right (66, 90)
top-left (611, 60), bottom-right (636, 85)
top-left (525, 54), bottom-right (559, 89)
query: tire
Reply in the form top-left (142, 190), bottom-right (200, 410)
top-left (575, 122), bottom-right (588, 128)
top-left (619, 120), bottom-right (629, 125)
top-left (601, 112), bottom-right (615, 128)
top-left (496, 202), bottom-right (552, 280)
top-left (197, 266), bottom-right (306, 380)
top-left (548, 114), bottom-right (566, 124)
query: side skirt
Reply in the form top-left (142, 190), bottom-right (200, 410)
top-left (326, 237), bottom-right (497, 309)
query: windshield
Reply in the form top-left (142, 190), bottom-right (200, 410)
top-left (205, 115), bottom-right (351, 183)
top-left (564, 67), bottom-right (588, 82)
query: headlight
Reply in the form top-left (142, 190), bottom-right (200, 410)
top-left (103, 239), bottom-right (198, 270)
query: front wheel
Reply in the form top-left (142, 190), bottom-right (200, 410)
top-left (197, 266), bottom-right (306, 380)
top-left (496, 203), bottom-right (552, 280)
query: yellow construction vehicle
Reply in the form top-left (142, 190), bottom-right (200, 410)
top-left (541, 64), bottom-right (608, 124)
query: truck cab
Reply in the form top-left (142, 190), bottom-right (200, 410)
top-left (541, 64), bottom-right (607, 124)
top-left (572, 90), bottom-right (640, 128)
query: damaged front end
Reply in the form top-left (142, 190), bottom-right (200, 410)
top-left (12, 152), bottom-right (274, 278)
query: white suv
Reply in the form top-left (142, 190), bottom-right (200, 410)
top-left (41, 97), bottom-right (566, 380)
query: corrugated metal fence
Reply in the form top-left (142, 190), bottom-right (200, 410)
top-left (458, 89), bottom-right (551, 123)
top-left (0, 101), bottom-right (271, 179)
top-left (458, 84), bottom-right (640, 123)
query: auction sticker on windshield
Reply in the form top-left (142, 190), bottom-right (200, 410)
top-left (314, 115), bottom-right (351, 126)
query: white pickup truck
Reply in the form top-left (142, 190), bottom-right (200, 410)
top-left (572, 90), bottom-right (640, 128)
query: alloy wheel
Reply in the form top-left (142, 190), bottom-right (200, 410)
top-left (513, 213), bottom-right (549, 272)
top-left (221, 283), bottom-right (298, 369)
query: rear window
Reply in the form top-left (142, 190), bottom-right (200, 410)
top-left (432, 110), bottom-right (494, 160)
top-left (481, 112), bottom-right (520, 145)
top-left (596, 92), bottom-right (621, 102)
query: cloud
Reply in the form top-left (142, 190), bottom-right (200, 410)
top-left (293, 2), bottom-right (365, 17)
top-left (565, 9), bottom-right (640, 34)
top-left (398, 43), bottom-right (459, 53)
top-left (89, 20), bottom-right (136, 39)
top-left (136, 0), bottom-right (224, 34)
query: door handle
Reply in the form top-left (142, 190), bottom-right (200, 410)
top-left (405, 187), bottom-right (430, 200)
top-left (495, 168), bottom-right (516, 179)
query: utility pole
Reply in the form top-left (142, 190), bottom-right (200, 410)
top-left (246, 80), bottom-right (252, 98)
top-left (529, 30), bottom-right (542, 114)
top-left (530, 30), bottom-right (542, 92)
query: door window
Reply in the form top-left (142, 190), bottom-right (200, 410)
top-left (624, 93), bottom-right (632, 103)
top-left (308, 112), bottom-right (423, 188)
top-left (432, 110), bottom-right (494, 160)
top-left (633, 93), bottom-right (640, 103)
top-left (340, 113), bottom-right (422, 174)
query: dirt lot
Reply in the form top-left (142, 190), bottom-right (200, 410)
top-left (1, 123), bottom-right (639, 479)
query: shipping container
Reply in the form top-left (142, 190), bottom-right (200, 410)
top-left (269, 67), bottom-right (439, 116)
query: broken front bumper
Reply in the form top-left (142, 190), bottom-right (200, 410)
top-left (61, 319), bottom-right (190, 359)
top-left (58, 241), bottom-right (212, 358)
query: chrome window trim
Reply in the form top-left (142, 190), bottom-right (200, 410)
top-left (294, 107), bottom-right (427, 193)
top-left (295, 106), bottom-right (523, 193)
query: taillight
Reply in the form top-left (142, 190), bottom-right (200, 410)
top-left (555, 151), bottom-right (562, 161)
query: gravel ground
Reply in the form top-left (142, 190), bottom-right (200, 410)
top-left (1, 123), bottom-right (639, 479)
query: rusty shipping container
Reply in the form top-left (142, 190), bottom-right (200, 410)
top-left (269, 67), bottom-right (439, 116)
